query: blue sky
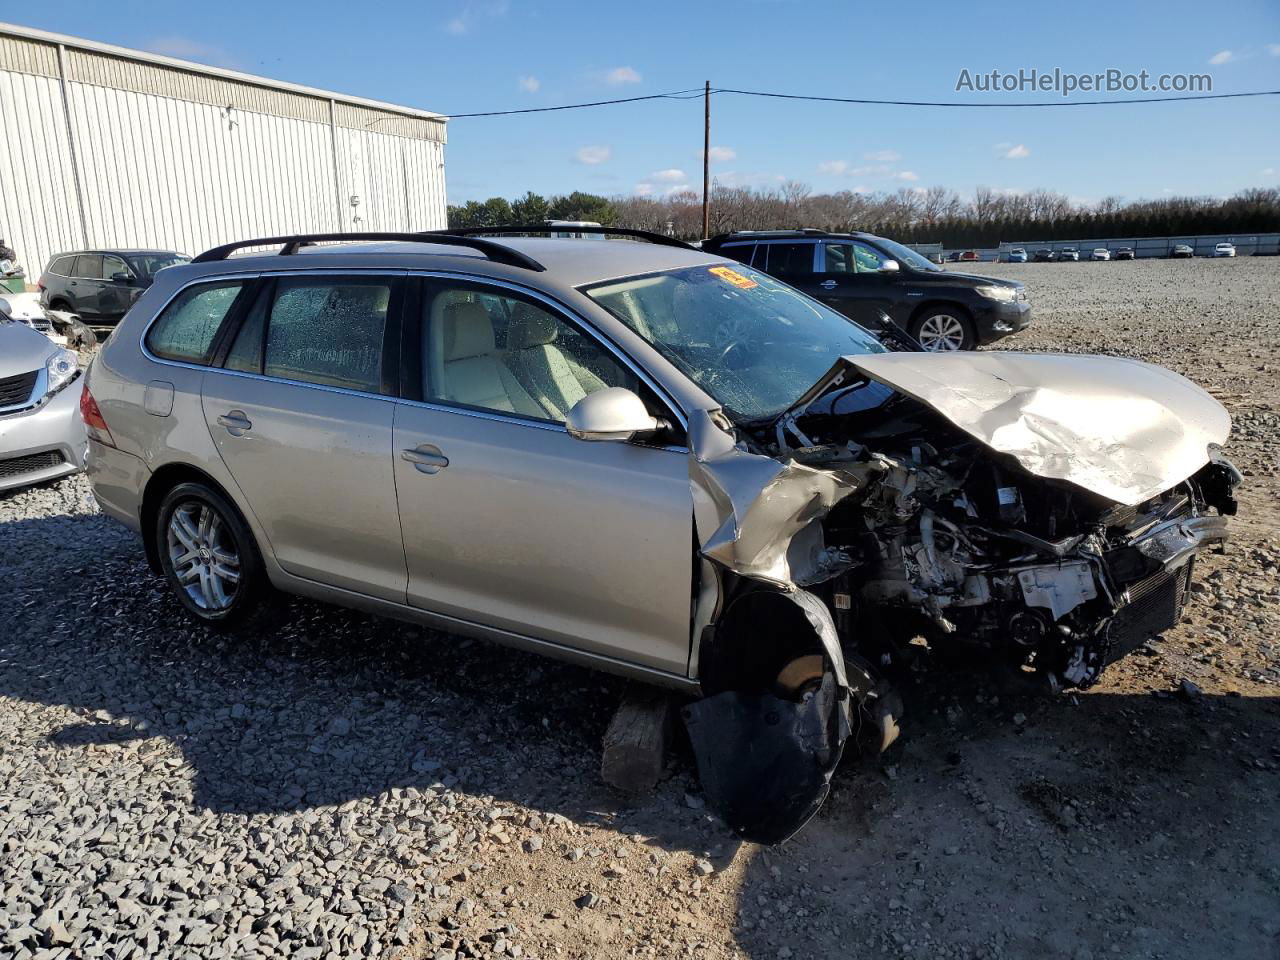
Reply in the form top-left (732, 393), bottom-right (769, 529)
top-left (11, 0), bottom-right (1280, 206)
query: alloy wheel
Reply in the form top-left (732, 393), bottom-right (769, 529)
top-left (916, 314), bottom-right (966, 351)
top-left (166, 501), bottom-right (241, 611)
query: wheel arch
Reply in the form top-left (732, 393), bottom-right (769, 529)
top-left (907, 297), bottom-right (973, 327)
top-left (139, 462), bottom-right (246, 575)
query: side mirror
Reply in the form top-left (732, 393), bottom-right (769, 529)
top-left (566, 387), bottom-right (660, 442)
top-left (111, 272), bottom-right (132, 284)
top-left (878, 259), bottom-right (900, 274)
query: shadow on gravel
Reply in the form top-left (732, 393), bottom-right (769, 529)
top-left (4, 510), bottom-right (1279, 958)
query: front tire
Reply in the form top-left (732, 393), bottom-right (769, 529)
top-left (910, 307), bottom-right (975, 351)
top-left (155, 482), bottom-right (267, 627)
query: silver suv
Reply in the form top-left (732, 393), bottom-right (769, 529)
top-left (85, 228), bottom-right (1241, 842)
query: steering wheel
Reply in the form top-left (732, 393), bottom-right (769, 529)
top-left (714, 316), bottom-right (754, 369)
top-left (717, 338), bottom-right (752, 369)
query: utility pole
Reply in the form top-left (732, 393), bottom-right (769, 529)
top-left (702, 80), bottom-right (711, 240)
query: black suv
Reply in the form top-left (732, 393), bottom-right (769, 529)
top-left (701, 230), bottom-right (1030, 351)
top-left (38, 248), bottom-right (190, 329)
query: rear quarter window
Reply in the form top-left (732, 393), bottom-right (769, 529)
top-left (145, 281), bottom-right (245, 365)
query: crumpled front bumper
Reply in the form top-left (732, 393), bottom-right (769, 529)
top-left (0, 376), bottom-right (87, 492)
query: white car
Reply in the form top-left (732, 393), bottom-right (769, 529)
top-left (1214, 242), bottom-right (1236, 258)
top-left (1091, 248), bottom-right (1111, 261)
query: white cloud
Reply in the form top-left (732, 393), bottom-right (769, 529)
top-left (1003, 143), bottom-right (1030, 159)
top-left (817, 160), bottom-right (849, 175)
top-left (445, 1), bottom-right (509, 34)
top-left (634, 182), bottom-right (655, 197)
top-left (145, 35), bottom-right (239, 68)
top-left (1208, 49), bottom-right (1235, 64)
top-left (1268, 44), bottom-right (1280, 56)
top-left (1263, 167), bottom-right (1276, 176)
top-left (864, 149), bottom-right (901, 164)
top-left (650, 168), bottom-right (687, 182)
top-left (575, 145), bottom-right (612, 165)
top-left (517, 75), bottom-right (539, 93)
top-left (701, 146), bottom-right (736, 163)
top-left (895, 171), bottom-right (919, 182)
top-left (605, 66), bottom-right (642, 85)
top-left (664, 183), bottom-right (694, 196)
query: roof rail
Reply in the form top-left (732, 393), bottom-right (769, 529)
top-left (190, 232), bottom-right (546, 271)
top-left (428, 224), bottom-right (696, 251)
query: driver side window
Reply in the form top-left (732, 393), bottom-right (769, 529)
top-left (823, 242), bottom-right (885, 274)
top-left (421, 286), bottom-right (637, 424)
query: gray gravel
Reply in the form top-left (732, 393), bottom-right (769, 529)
top-left (2, 255), bottom-right (1278, 960)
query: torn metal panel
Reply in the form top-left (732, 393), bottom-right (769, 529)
top-left (846, 352), bottom-right (1231, 506)
top-left (686, 408), bottom-right (865, 588)
top-left (684, 672), bottom-right (847, 845)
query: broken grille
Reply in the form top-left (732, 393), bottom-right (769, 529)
top-left (0, 369), bottom-right (38, 408)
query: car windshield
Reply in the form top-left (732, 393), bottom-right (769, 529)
top-left (584, 263), bottom-right (887, 421)
top-left (129, 253), bottom-right (190, 277)
top-left (868, 236), bottom-right (942, 272)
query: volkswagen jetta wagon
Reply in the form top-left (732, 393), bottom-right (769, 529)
top-left (84, 227), bottom-right (1241, 842)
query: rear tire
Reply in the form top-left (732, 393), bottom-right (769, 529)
top-left (910, 307), bottom-right (976, 352)
top-left (155, 481), bottom-right (269, 628)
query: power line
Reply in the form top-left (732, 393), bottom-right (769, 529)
top-left (441, 85), bottom-right (1280, 119)
top-left (442, 88), bottom-right (706, 119)
top-left (715, 87), bottom-right (1280, 108)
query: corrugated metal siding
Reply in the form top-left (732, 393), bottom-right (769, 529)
top-left (0, 71), bottom-right (83, 277)
top-left (0, 33), bottom-right (58, 78)
top-left (0, 58), bottom-right (447, 280)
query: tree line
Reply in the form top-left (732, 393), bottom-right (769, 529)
top-left (448, 185), bottom-right (1280, 246)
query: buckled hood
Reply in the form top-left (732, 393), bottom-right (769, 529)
top-left (838, 352), bottom-right (1232, 505)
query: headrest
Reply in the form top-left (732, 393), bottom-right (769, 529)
top-left (507, 303), bottom-right (560, 349)
top-left (442, 301), bottom-right (495, 360)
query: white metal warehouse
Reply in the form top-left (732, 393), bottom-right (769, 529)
top-left (0, 22), bottom-right (448, 281)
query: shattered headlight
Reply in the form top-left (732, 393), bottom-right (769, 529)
top-left (45, 348), bottom-right (78, 396)
top-left (974, 285), bottom-right (1018, 303)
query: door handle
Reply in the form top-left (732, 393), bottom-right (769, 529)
top-left (402, 444), bottom-right (449, 474)
top-left (819, 279), bottom-right (838, 289)
top-left (217, 410), bottom-right (252, 436)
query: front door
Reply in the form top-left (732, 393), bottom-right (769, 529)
top-left (99, 254), bottom-right (134, 318)
top-left (392, 279), bottom-right (693, 675)
top-left (812, 241), bottom-right (897, 329)
top-left (200, 273), bottom-right (407, 601)
top-left (71, 254), bottom-right (104, 317)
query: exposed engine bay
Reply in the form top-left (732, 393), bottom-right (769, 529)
top-left (683, 351), bottom-right (1241, 843)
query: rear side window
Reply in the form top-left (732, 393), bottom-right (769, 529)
top-left (253, 277), bottom-right (392, 393)
top-left (762, 243), bottom-right (813, 274)
top-left (49, 256), bottom-right (75, 276)
top-left (721, 244), bottom-right (757, 266)
top-left (146, 281), bottom-right (245, 365)
top-left (74, 254), bottom-right (103, 279)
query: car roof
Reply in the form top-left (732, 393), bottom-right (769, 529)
top-left (161, 237), bottom-right (727, 292)
top-left (51, 248), bottom-right (183, 258)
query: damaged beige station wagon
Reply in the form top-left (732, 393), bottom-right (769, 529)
top-left (84, 228), bottom-right (1241, 843)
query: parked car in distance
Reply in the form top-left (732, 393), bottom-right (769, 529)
top-left (1007, 248), bottom-right (1028, 263)
top-left (1115, 247), bottom-right (1135, 260)
top-left (39, 248), bottom-right (191, 329)
top-left (958, 250), bottom-right (980, 262)
top-left (946, 251), bottom-right (964, 262)
top-left (83, 227), bottom-right (1240, 843)
top-left (0, 316), bottom-right (86, 491)
top-left (701, 229), bottom-right (1031, 351)
top-left (1214, 242), bottom-right (1236, 258)
top-left (1033, 249), bottom-right (1056, 262)
top-left (1058, 248), bottom-right (1080, 261)
top-left (1170, 244), bottom-right (1194, 259)
top-left (1091, 248), bottom-right (1111, 261)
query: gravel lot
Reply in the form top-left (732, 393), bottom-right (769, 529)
top-left (2, 256), bottom-right (1278, 960)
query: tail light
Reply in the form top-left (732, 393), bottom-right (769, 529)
top-left (80, 387), bottom-right (116, 447)
top-left (37, 281), bottom-right (45, 292)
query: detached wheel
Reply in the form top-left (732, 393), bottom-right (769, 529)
top-left (910, 308), bottom-right (975, 351)
top-left (156, 482), bottom-right (267, 627)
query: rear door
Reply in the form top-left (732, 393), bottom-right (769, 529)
top-left (811, 240), bottom-right (897, 329)
top-left (200, 272), bottom-right (407, 601)
top-left (71, 254), bottom-right (104, 317)
top-left (391, 277), bottom-right (693, 675)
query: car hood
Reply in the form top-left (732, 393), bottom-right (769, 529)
top-left (786, 352), bottom-right (1230, 506)
top-left (939, 271), bottom-right (1022, 288)
top-left (0, 321), bottom-right (55, 376)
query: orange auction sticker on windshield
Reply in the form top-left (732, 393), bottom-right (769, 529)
top-left (708, 266), bottom-right (758, 289)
